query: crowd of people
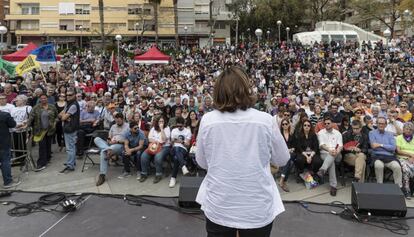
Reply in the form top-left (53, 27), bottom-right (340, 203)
top-left (0, 38), bottom-right (413, 199)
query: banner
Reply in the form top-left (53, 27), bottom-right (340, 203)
top-left (31, 44), bottom-right (57, 62)
top-left (15, 55), bottom-right (40, 76)
top-left (0, 58), bottom-right (16, 76)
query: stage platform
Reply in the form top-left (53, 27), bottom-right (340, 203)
top-left (0, 191), bottom-right (413, 237)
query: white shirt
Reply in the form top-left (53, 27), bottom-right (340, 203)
top-left (171, 127), bottom-right (191, 150)
top-left (11, 106), bottom-right (32, 132)
top-left (317, 128), bottom-right (343, 154)
top-left (385, 120), bottom-right (403, 136)
top-left (148, 127), bottom-right (171, 146)
top-left (195, 108), bottom-right (289, 229)
top-left (0, 103), bottom-right (15, 114)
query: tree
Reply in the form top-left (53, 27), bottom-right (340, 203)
top-left (99, 0), bottom-right (105, 49)
top-left (149, 0), bottom-right (161, 45)
top-left (351, 0), bottom-right (403, 38)
top-left (173, 0), bottom-right (179, 48)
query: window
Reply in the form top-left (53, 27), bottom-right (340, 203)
top-left (214, 22), bottom-right (226, 29)
top-left (59, 20), bottom-right (75, 31)
top-left (144, 8), bottom-right (151, 15)
top-left (18, 20), bottom-right (39, 30)
top-left (128, 4), bottom-right (142, 15)
top-left (20, 3), bottom-right (39, 15)
top-left (75, 21), bottom-right (90, 31)
top-left (75, 4), bottom-right (90, 15)
top-left (128, 21), bottom-right (141, 31)
top-left (195, 5), bottom-right (209, 15)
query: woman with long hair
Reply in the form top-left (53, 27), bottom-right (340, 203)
top-left (55, 93), bottom-right (67, 151)
top-left (293, 119), bottom-right (323, 179)
top-left (196, 66), bottom-right (289, 237)
top-left (139, 116), bottom-right (171, 184)
top-left (278, 118), bottom-right (296, 192)
top-left (186, 110), bottom-right (199, 135)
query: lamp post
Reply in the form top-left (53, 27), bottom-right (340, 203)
top-left (404, 9), bottom-right (412, 37)
top-left (79, 26), bottom-right (83, 49)
top-left (115, 34), bottom-right (122, 68)
top-left (266, 30), bottom-right (270, 42)
top-left (184, 26), bottom-right (188, 48)
top-left (246, 28), bottom-right (251, 42)
top-left (286, 27), bottom-right (290, 43)
top-left (135, 22), bottom-right (140, 47)
top-left (255, 28), bottom-right (263, 46)
top-left (210, 33), bottom-right (215, 46)
top-left (0, 24), bottom-right (8, 56)
top-left (277, 20), bottom-right (282, 43)
top-left (383, 28), bottom-right (391, 48)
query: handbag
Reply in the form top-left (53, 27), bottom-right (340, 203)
top-left (145, 142), bottom-right (162, 155)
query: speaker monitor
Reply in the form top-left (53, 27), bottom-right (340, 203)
top-left (178, 176), bottom-right (204, 208)
top-left (351, 182), bottom-right (407, 217)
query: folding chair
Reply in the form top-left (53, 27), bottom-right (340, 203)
top-left (81, 130), bottom-right (109, 172)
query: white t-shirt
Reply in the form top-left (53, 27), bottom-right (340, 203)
top-left (11, 106), bottom-right (32, 132)
top-left (170, 127), bottom-right (191, 151)
top-left (148, 127), bottom-right (171, 146)
top-left (195, 108), bottom-right (290, 229)
top-left (385, 120), bottom-right (404, 136)
top-left (0, 103), bottom-right (15, 114)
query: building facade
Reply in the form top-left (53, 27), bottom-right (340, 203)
top-left (6, 0), bottom-right (176, 49)
top-left (178, 0), bottom-right (233, 48)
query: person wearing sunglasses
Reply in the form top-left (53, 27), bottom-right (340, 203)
top-left (293, 119), bottom-right (323, 184)
top-left (398, 101), bottom-right (412, 122)
top-left (59, 89), bottom-right (80, 173)
top-left (317, 115), bottom-right (343, 196)
top-left (278, 118), bottom-right (297, 192)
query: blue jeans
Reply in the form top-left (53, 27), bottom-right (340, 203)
top-left (94, 137), bottom-right (123, 175)
top-left (64, 132), bottom-right (77, 169)
top-left (141, 146), bottom-right (170, 176)
top-left (0, 149), bottom-right (12, 185)
top-left (172, 146), bottom-right (188, 178)
top-left (281, 153), bottom-right (297, 181)
top-left (122, 150), bottom-right (143, 173)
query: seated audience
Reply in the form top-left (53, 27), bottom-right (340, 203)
top-left (369, 117), bottom-right (402, 189)
top-left (395, 122), bottom-right (414, 199)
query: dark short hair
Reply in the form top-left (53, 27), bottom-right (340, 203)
top-left (176, 117), bottom-right (185, 125)
top-left (213, 66), bottom-right (256, 112)
top-left (323, 114), bottom-right (332, 121)
top-left (129, 121), bottom-right (138, 128)
top-left (351, 119), bottom-right (362, 127)
top-left (114, 113), bottom-right (124, 119)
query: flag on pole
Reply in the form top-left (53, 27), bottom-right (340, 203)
top-left (30, 44), bottom-right (57, 62)
top-left (111, 51), bottom-right (119, 73)
top-left (0, 58), bottom-right (16, 76)
top-left (15, 55), bottom-right (41, 76)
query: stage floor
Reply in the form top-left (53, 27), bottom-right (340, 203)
top-left (0, 191), bottom-right (412, 237)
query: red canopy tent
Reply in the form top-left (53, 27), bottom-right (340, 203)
top-left (134, 46), bottom-right (171, 64)
top-left (2, 42), bottom-right (61, 62)
top-left (2, 42), bottom-right (38, 61)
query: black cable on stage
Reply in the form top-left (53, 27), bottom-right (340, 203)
top-left (288, 200), bottom-right (411, 235)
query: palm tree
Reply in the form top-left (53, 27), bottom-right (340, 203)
top-left (98, 0), bottom-right (105, 49)
top-left (149, 0), bottom-right (161, 45)
top-left (173, 0), bottom-right (179, 48)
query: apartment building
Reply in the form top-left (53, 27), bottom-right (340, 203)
top-left (6, 0), bottom-right (176, 49)
top-left (178, 0), bottom-right (233, 48)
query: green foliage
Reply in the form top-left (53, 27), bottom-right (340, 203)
top-left (56, 48), bottom-right (69, 55)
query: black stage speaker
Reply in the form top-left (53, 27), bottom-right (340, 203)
top-left (178, 176), bottom-right (204, 208)
top-left (351, 183), bottom-right (407, 217)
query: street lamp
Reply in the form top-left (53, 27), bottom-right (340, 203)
top-left (277, 20), bottom-right (282, 43)
top-left (404, 10), bottom-right (412, 37)
top-left (79, 26), bottom-right (83, 49)
top-left (286, 27), bottom-right (290, 43)
top-left (266, 30), bottom-right (270, 42)
top-left (0, 24), bottom-right (7, 56)
top-left (115, 34), bottom-right (122, 68)
top-left (246, 28), bottom-right (251, 42)
top-left (135, 22), bottom-right (140, 47)
top-left (255, 28), bottom-right (263, 46)
top-left (383, 28), bottom-right (391, 47)
top-left (210, 33), bottom-right (215, 46)
top-left (184, 26), bottom-right (188, 48)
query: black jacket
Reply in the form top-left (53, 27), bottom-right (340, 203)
top-left (0, 111), bottom-right (16, 150)
top-left (342, 130), bottom-right (369, 154)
